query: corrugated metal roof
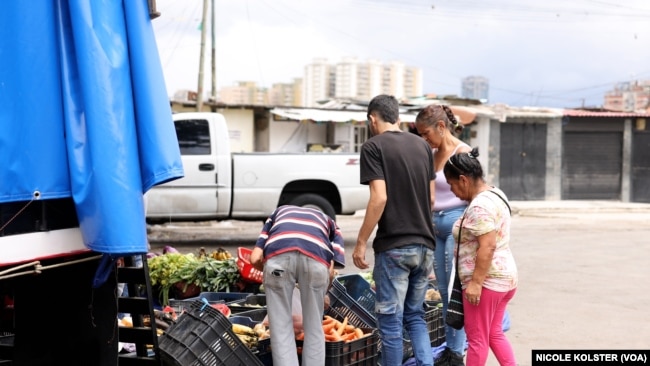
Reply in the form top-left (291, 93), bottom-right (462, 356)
top-left (270, 107), bottom-right (419, 123)
top-left (562, 109), bottom-right (650, 118)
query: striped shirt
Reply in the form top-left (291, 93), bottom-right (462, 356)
top-left (255, 205), bottom-right (345, 269)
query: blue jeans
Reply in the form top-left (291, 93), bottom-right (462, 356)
top-left (433, 206), bottom-right (467, 356)
top-left (374, 244), bottom-right (434, 366)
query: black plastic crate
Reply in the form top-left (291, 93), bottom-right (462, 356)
top-left (332, 274), bottom-right (375, 318)
top-left (327, 279), bottom-right (376, 329)
top-left (425, 305), bottom-right (445, 347)
top-left (228, 294), bottom-right (267, 314)
top-left (0, 334), bottom-right (13, 362)
top-left (169, 292), bottom-right (250, 313)
top-left (323, 328), bottom-right (379, 366)
top-left (328, 276), bottom-right (414, 361)
top-left (235, 308), bottom-right (268, 323)
top-left (257, 327), bottom-right (378, 366)
top-left (159, 300), bottom-right (263, 366)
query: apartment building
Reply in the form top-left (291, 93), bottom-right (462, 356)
top-left (303, 58), bottom-right (332, 107)
top-left (604, 80), bottom-right (650, 112)
top-left (303, 58), bottom-right (422, 106)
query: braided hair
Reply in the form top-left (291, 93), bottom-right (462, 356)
top-left (415, 104), bottom-right (464, 135)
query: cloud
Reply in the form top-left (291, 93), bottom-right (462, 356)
top-left (152, 0), bottom-right (650, 108)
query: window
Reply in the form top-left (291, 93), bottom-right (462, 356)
top-left (175, 119), bottom-right (211, 155)
top-left (353, 124), bottom-right (369, 153)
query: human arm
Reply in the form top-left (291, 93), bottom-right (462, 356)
top-left (465, 230), bottom-right (496, 304)
top-left (250, 210), bottom-right (276, 272)
top-left (250, 246), bottom-right (264, 272)
top-left (353, 179), bottom-right (387, 269)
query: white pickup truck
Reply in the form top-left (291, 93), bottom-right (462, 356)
top-left (145, 112), bottom-right (369, 221)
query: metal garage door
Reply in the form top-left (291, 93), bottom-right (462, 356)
top-left (631, 130), bottom-right (650, 203)
top-left (562, 131), bottom-right (622, 199)
top-left (499, 122), bottom-right (547, 200)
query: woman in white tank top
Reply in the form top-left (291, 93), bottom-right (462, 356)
top-left (416, 104), bottom-right (471, 366)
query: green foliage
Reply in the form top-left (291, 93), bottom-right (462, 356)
top-left (147, 252), bottom-right (241, 305)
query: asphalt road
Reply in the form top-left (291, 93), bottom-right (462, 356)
top-left (149, 206), bottom-right (650, 366)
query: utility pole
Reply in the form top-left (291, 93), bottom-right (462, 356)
top-left (211, 0), bottom-right (217, 106)
top-left (196, 0), bottom-right (209, 111)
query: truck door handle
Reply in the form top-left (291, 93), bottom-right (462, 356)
top-left (199, 163), bottom-right (215, 171)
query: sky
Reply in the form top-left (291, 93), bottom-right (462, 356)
top-left (151, 0), bottom-right (650, 108)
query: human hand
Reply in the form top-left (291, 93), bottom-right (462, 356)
top-left (465, 280), bottom-right (483, 306)
top-left (352, 240), bottom-right (369, 270)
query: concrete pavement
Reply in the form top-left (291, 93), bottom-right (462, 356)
top-left (147, 201), bottom-right (650, 366)
top-left (147, 200), bottom-right (650, 245)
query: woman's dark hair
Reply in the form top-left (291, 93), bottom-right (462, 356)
top-left (415, 104), bottom-right (463, 135)
top-left (444, 147), bottom-right (483, 181)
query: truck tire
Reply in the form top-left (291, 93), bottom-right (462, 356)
top-left (289, 194), bottom-right (337, 221)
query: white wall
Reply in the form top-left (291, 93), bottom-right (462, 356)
top-left (269, 120), bottom-right (328, 152)
top-left (218, 109), bottom-right (255, 153)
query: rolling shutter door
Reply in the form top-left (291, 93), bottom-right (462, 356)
top-left (562, 131), bottom-right (622, 199)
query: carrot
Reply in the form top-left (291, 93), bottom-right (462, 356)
top-left (342, 332), bottom-right (357, 342)
top-left (322, 315), bottom-right (336, 324)
top-left (354, 327), bottom-right (364, 339)
top-left (336, 317), bottom-right (348, 336)
top-left (344, 324), bottom-right (355, 332)
top-left (325, 331), bottom-right (342, 342)
top-left (323, 322), bottom-right (337, 333)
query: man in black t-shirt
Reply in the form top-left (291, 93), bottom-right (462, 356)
top-left (353, 94), bottom-right (436, 366)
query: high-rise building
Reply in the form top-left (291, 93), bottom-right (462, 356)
top-left (303, 58), bottom-right (331, 107)
top-left (334, 57), bottom-right (359, 100)
top-left (404, 66), bottom-right (423, 98)
top-left (382, 61), bottom-right (405, 99)
top-left (604, 80), bottom-right (650, 112)
top-left (461, 76), bottom-right (489, 101)
top-left (302, 58), bottom-right (422, 106)
top-left (357, 59), bottom-right (382, 101)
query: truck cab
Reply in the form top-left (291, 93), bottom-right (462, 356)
top-left (146, 113), bottom-right (369, 222)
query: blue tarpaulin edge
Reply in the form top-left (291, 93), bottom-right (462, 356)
top-left (0, 0), bottom-right (183, 259)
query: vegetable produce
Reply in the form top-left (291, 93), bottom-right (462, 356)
top-left (232, 323), bottom-right (259, 349)
top-left (321, 315), bottom-right (369, 342)
top-left (210, 303), bottom-right (231, 317)
top-left (147, 250), bottom-right (241, 305)
top-left (185, 256), bottom-right (241, 293)
top-left (148, 253), bottom-right (196, 305)
top-left (232, 323), bottom-right (256, 337)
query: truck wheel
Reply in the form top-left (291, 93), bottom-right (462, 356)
top-left (289, 194), bottom-right (337, 221)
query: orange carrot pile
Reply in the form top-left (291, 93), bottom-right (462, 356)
top-left (320, 315), bottom-right (368, 342)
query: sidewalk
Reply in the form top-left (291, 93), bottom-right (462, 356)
top-left (147, 200), bottom-right (650, 245)
top-left (510, 200), bottom-right (650, 214)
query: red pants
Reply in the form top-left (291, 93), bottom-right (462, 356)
top-left (463, 287), bottom-right (517, 366)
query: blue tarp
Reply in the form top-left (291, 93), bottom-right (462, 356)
top-left (0, 1), bottom-right (183, 254)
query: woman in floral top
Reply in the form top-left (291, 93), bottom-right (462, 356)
top-left (444, 147), bottom-right (518, 366)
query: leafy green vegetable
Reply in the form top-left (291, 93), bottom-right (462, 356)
top-left (148, 253), bottom-right (197, 305)
top-left (147, 252), bottom-right (242, 305)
